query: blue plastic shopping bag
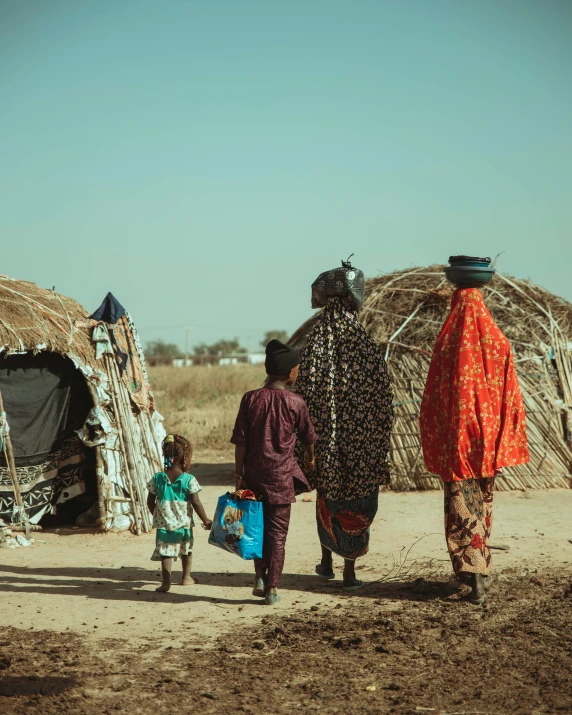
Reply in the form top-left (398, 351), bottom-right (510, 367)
top-left (208, 493), bottom-right (264, 560)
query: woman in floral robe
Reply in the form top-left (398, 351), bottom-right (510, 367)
top-left (296, 295), bottom-right (394, 591)
top-left (420, 288), bottom-right (529, 603)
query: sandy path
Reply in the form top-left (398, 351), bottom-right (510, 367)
top-left (1, 463), bottom-right (571, 646)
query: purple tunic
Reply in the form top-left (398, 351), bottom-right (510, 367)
top-left (230, 387), bottom-right (318, 505)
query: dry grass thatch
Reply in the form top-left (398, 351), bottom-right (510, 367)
top-left (289, 265), bottom-right (572, 491)
top-left (0, 275), bottom-right (94, 364)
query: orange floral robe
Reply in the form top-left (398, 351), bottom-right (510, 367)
top-left (420, 288), bottom-right (530, 576)
top-left (420, 288), bottom-right (529, 482)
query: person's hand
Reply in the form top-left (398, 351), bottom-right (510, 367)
top-left (202, 520), bottom-right (213, 531)
top-left (304, 458), bottom-right (315, 475)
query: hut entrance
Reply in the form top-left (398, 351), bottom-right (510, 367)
top-left (0, 353), bottom-right (97, 528)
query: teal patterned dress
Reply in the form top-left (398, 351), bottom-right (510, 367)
top-left (147, 472), bottom-right (201, 561)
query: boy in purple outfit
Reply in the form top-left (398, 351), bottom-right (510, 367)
top-left (231, 340), bottom-right (318, 605)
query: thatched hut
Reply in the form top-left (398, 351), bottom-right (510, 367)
top-left (0, 275), bottom-right (164, 535)
top-left (289, 266), bottom-right (572, 491)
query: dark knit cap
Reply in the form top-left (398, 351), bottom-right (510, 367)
top-left (265, 339), bottom-right (300, 376)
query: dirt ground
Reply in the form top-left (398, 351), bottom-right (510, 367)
top-left (1, 463), bottom-right (571, 714)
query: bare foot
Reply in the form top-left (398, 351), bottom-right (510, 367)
top-left (155, 583), bottom-right (171, 592)
top-left (181, 576), bottom-right (198, 586)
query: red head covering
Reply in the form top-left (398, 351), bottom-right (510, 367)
top-left (420, 288), bottom-right (529, 482)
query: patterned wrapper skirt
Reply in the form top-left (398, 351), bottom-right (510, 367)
top-left (151, 527), bottom-right (194, 561)
top-left (444, 478), bottom-right (494, 576)
top-left (317, 490), bottom-right (379, 560)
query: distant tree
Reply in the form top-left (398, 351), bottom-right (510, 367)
top-left (192, 343), bottom-right (211, 357)
top-left (145, 340), bottom-right (183, 366)
top-left (193, 338), bottom-right (247, 357)
top-left (261, 330), bottom-right (289, 349)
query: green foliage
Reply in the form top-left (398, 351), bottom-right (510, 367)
top-left (193, 338), bottom-right (247, 357)
top-left (144, 340), bottom-right (183, 365)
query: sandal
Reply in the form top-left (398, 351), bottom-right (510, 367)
top-left (465, 593), bottom-right (487, 605)
top-left (315, 564), bottom-right (335, 580)
top-left (463, 574), bottom-right (486, 604)
top-left (252, 576), bottom-right (267, 598)
top-left (342, 579), bottom-right (364, 592)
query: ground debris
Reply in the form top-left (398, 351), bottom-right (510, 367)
top-left (0, 570), bottom-right (571, 714)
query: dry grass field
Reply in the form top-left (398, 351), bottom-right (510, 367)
top-left (148, 364), bottom-right (266, 457)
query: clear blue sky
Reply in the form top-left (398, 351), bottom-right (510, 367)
top-left (1, 0), bottom-right (571, 352)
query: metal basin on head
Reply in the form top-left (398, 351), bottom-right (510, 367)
top-left (444, 255), bottom-right (495, 288)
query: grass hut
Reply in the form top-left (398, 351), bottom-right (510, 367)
top-left (289, 266), bottom-right (572, 491)
top-left (0, 275), bottom-right (164, 534)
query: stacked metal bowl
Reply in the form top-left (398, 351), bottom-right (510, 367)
top-left (444, 255), bottom-right (495, 288)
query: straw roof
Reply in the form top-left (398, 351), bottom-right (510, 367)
top-left (0, 275), bottom-right (94, 365)
top-left (289, 265), bottom-right (572, 491)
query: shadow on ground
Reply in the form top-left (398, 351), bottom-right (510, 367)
top-left (190, 462), bottom-right (235, 487)
top-left (0, 564), bottom-right (451, 604)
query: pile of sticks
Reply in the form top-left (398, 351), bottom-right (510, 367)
top-left (102, 353), bottom-right (163, 534)
top-left (0, 390), bottom-right (31, 534)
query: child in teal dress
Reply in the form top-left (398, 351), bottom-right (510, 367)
top-left (147, 434), bottom-right (212, 592)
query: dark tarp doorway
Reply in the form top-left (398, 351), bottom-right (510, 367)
top-left (0, 353), bottom-right (96, 526)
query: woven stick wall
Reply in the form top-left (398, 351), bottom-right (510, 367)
top-left (289, 266), bottom-right (572, 491)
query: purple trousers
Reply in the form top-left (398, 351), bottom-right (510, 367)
top-left (254, 503), bottom-right (292, 588)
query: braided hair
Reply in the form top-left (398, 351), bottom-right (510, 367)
top-left (162, 434), bottom-right (192, 471)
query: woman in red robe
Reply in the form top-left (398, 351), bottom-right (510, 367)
top-left (420, 287), bottom-right (529, 603)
